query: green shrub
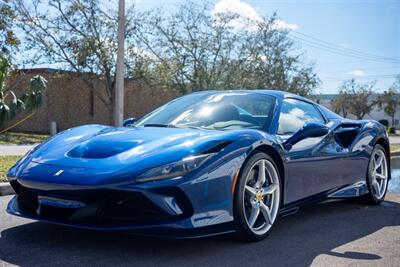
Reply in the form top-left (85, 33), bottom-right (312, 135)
top-left (388, 126), bottom-right (396, 134)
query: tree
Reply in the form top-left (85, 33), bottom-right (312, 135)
top-left (377, 75), bottom-right (400, 126)
top-left (331, 90), bottom-right (351, 118)
top-left (336, 79), bottom-right (376, 120)
top-left (230, 13), bottom-right (319, 96)
top-left (131, 2), bottom-right (241, 93)
top-left (0, 0), bottom-right (20, 57)
top-left (131, 2), bottom-right (319, 96)
top-left (13, 0), bottom-right (136, 125)
top-left (0, 54), bottom-right (46, 128)
top-left (13, 0), bottom-right (320, 129)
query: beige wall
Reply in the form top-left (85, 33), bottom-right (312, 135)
top-left (4, 69), bottom-right (180, 133)
top-left (7, 69), bottom-right (397, 134)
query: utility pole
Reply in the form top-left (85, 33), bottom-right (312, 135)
top-left (114, 0), bottom-right (125, 126)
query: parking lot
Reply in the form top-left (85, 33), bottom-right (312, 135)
top-left (0, 193), bottom-right (399, 267)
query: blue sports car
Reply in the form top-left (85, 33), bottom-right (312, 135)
top-left (6, 90), bottom-right (391, 241)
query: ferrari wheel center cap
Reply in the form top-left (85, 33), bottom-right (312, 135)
top-left (256, 191), bottom-right (263, 203)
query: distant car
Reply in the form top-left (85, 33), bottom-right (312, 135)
top-left (6, 90), bottom-right (391, 241)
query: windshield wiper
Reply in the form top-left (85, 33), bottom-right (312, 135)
top-left (143, 123), bottom-right (178, 128)
top-left (185, 125), bottom-right (204, 130)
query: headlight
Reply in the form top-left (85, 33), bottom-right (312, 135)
top-left (136, 153), bottom-right (214, 183)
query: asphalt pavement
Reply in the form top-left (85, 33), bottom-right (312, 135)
top-left (0, 193), bottom-right (399, 267)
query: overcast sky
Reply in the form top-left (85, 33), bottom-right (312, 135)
top-left (125, 0), bottom-right (400, 94)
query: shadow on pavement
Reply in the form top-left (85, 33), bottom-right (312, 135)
top-left (0, 198), bottom-right (399, 267)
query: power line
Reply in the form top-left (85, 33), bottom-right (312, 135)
top-left (322, 74), bottom-right (398, 82)
top-left (291, 30), bottom-right (400, 62)
top-left (292, 35), bottom-right (400, 64)
top-left (319, 66), bottom-right (400, 74)
top-left (290, 31), bottom-right (400, 65)
top-left (313, 59), bottom-right (400, 66)
top-left (321, 59), bottom-right (376, 65)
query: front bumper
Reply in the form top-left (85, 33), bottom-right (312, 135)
top-left (6, 176), bottom-right (236, 237)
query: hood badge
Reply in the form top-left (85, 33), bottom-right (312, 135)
top-left (53, 170), bottom-right (64, 176)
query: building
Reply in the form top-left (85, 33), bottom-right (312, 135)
top-left (3, 69), bottom-right (399, 133)
top-left (319, 94), bottom-right (400, 127)
top-left (3, 69), bottom-right (180, 133)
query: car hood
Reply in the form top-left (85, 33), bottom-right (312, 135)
top-left (10, 124), bottom-right (272, 186)
top-left (29, 124), bottom-right (235, 170)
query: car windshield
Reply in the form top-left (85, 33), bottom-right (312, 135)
top-left (135, 92), bottom-right (275, 131)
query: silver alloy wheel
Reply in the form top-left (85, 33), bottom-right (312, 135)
top-left (369, 148), bottom-right (388, 200)
top-left (243, 159), bottom-right (280, 235)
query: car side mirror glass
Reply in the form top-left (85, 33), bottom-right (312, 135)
top-left (283, 122), bottom-right (329, 150)
top-left (123, 118), bottom-right (137, 127)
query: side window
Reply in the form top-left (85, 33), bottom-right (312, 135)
top-left (278, 98), bottom-right (325, 135)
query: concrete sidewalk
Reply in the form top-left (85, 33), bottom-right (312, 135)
top-left (0, 145), bottom-right (35, 156)
top-left (389, 135), bottom-right (400, 145)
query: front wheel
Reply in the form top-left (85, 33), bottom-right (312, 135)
top-left (363, 144), bottom-right (389, 204)
top-left (233, 152), bottom-right (281, 241)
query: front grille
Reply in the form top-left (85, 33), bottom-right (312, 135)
top-left (97, 191), bottom-right (171, 224)
top-left (40, 205), bottom-right (77, 220)
top-left (13, 181), bottom-right (193, 227)
top-left (17, 186), bottom-right (39, 211)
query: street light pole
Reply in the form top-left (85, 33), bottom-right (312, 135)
top-left (114, 0), bottom-right (125, 126)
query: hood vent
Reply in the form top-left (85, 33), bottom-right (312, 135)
top-left (67, 140), bottom-right (141, 159)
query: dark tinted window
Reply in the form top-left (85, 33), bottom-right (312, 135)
top-left (278, 98), bottom-right (325, 135)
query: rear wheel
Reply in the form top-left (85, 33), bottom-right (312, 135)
top-left (233, 152), bottom-right (281, 241)
top-left (363, 144), bottom-right (389, 204)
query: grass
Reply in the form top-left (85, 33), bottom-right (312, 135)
top-left (391, 145), bottom-right (400, 153)
top-left (0, 156), bottom-right (21, 182)
top-left (0, 131), bottom-right (49, 145)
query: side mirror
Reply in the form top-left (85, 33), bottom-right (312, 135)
top-left (123, 118), bottom-right (137, 127)
top-left (283, 122), bottom-right (329, 150)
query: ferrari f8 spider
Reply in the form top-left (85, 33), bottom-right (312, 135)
top-left (6, 90), bottom-right (391, 241)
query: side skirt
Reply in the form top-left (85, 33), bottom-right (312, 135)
top-left (327, 181), bottom-right (368, 198)
top-left (279, 181), bottom-right (368, 217)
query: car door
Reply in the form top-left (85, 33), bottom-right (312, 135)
top-left (277, 98), bottom-right (349, 204)
top-left (332, 121), bottom-right (369, 185)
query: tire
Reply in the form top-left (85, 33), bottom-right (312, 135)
top-left (233, 152), bottom-right (282, 241)
top-left (361, 144), bottom-right (389, 205)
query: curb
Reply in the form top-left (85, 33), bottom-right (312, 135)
top-left (0, 182), bottom-right (14, 196)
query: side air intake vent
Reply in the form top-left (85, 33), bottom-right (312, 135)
top-left (201, 141), bottom-right (233, 154)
